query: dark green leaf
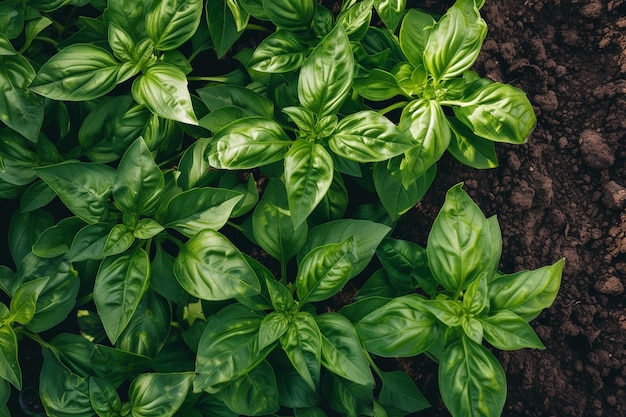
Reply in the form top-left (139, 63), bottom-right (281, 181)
top-left (129, 372), bottom-right (193, 417)
top-left (89, 377), bottom-right (122, 417)
top-left (280, 312), bottom-right (321, 391)
top-left (262, 0), bottom-right (315, 31)
top-left (94, 249), bottom-right (150, 344)
top-left (439, 337), bottom-right (506, 417)
top-left (177, 136), bottom-right (220, 190)
top-left (30, 44), bottom-right (121, 101)
top-left (374, 0), bottom-right (406, 32)
top-left (103, 224), bottom-right (135, 257)
top-left (90, 344), bottom-right (152, 387)
top-left (322, 373), bottom-right (373, 417)
top-left (9, 276), bottom-right (49, 325)
top-left (35, 162), bottom-right (116, 224)
top-left (40, 349), bottom-right (93, 417)
top-left (379, 370), bottom-right (430, 415)
top-left (207, 0), bottom-right (245, 58)
top-left (19, 180), bottom-right (57, 213)
top-left (447, 116), bottom-right (499, 169)
top-left (0, 128), bottom-right (40, 186)
top-left (150, 244), bottom-right (189, 305)
top-left (216, 361), bottom-right (280, 416)
top-left (0, 325), bottom-right (20, 389)
top-left (174, 229), bottom-right (260, 300)
top-left (33, 217), bottom-right (85, 258)
top-left (298, 24), bottom-right (353, 117)
top-left (259, 311), bottom-right (290, 350)
top-left (69, 223), bottom-right (112, 262)
top-left (197, 84), bottom-right (274, 118)
top-left (8, 208), bottom-right (54, 266)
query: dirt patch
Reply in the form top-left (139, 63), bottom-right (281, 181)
top-left (400, 1), bottom-right (626, 416)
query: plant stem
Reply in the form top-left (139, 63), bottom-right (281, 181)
top-left (19, 328), bottom-right (56, 351)
top-left (379, 101), bottom-right (409, 116)
top-left (246, 23), bottom-right (272, 33)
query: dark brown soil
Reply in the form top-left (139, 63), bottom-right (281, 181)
top-left (400, 1), bottom-right (626, 416)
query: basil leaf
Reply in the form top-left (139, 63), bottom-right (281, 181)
top-left (207, 0), bottom-right (245, 58)
top-left (316, 313), bottom-right (374, 387)
top-left (146, 0), bottom-right (203, 51)
top-left (8, 209), bottom-right (54, 267)
top-left (113, 137), bottom-right (164, 216)
top-left (298, 24), bottom-right (353, 117)
top-left (40, 349), bottom-right (92, 417)
top-left (173, 229), bottom-right (261, 300)
top-left (103, 0), bottom-right (150, 41)
top-left (439, 337), bottom-right (506, 417)
top-left (248, 29), bottom-right (307, 73)
top-left (447, 116), bottom-right (499, 168)
top-left (30, 44), bottom-right (121, 101)
top-left (194, 304), bottom-right (272, 393)
top-left (296, 237), bottom-right (357, 304)
top-left (129, 372), bottom-right (193, 417)
top-left (9, 276), bottom-right (49, 325)
top-left (398, 9), bottom-right (434, 68)
top-left (132, 63), bottom-right (198, 125)
top-left (90, 345), bottom-right (152, 387)
top-left (284, 140), bottom-right (333, 228)
top-left (32, 217), bottom-right (85, 258)
top-left (0, 129), bottom-right (40, 186)
top-left (480, 311), bottom-right (545, 350)
top-left (252, 179), bottom-right (308, 264)
top-left (197, 84), bottom-right (275, 118)
top-left (163, 187), bottom-right (243, 237)
top-left (379, 370), bottom-right (430, 415)
top-left (0, 53), bottom-right (43, 142)
top-left (0, 324), bottom-right (20, 389)
top-left (337, 0), bottom-right (373, 40)
top-left (453, 82), bottom-right (537, 144)
top-left (352, 69), bottom-right (404, 101)
top-left (262, 0), bottom-right (315, 31)
top-left (259, 311), bottom-right (290, 350)
top-left (36, 162), bottom-right (116, 224)
top-left (206, 116), bottom-right (292, 169)
top-left (68, 223), bottom-right (112, 262)
top-left (427, 183), bottom-right (494, 292)
top-left (488, 259), bottom-right (564, 321)
top-left (216, 360), bottom-right (280, 415)
top-left (322, 373), bottom-right (373, 417)
top-left (356, 295), bottom-right (439, 357)
top-left (374, 0), bottom-right (406, 32)
top-left (423, 2), bottom-right (487, 83)
top-left (399, 98), bottom-right (451, 188)
top-left (89, 377), bottom-right (121, 417)
top-left (280, 312), bottom-right (321, 391)
top-left (94, 249), bottom-right (150, 344)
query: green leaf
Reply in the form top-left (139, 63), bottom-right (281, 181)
top-left (194, 304), bottom-right (273, 393)
top-left (352, 69), bottom-right (404, 101)
top-left (356, 295), bottom-right (439, 357)
top-left (296, 237), bottom-right (357, 304)
top-left (439, 338), bottom-right (506, 417)
top-left (399, 98), bottom-right (450, 187)
top-left (29, 44), bottom-right (121, 101)
top-left (323, 373), bottom-right (373, 417)
top-left (298, 24), bottom-right (354, 117)
top-left (104, 0), bottom-right (150, 41)
top-left (252, 179), bottom-right (308, 264)
top-left (113, 137), bottom-right (164, 215)
top-left (374, 0), bottom-right (406, 32)
top-left (423, 3), bottom-right (487, 83)
top-left (206, 116), bottom-right (292, 169)
top-left (284, 140), bottom-right (334, 228)
top-left (176, 136), bottom-right (219, 190)
top-left (164, 187), bottom-right (242, 236)
top-left (146, 0), bottom-right (203, 50)
top-left (262, 0), bottom-right (315, 31)
top-left (94, 249), bottom-right (150, 344)
top-left (130, 372), bottom-right (193, 417)
top-left (35, 162), bottom-right (116, 224)
top-left (330, 110), bottom-right (411, 163)
top-left (447, 117), bottom-right (499, 169)
top-left (259, 311), bottom-right (290, 350)
top-left (379, 370), bottom-right (430, 415)
top-left (49, 333), bottom-right (95, 378)
top-left (488, 259), bottom-right (564, 321)
top-left (89, 377), bottom-right (122, 417)
top-left (480, 311), bottom-right (545, 350)
top-left (398, 9), bottom-right (434, 68)
top-left (103, 224), bottom-right (135, 257)
top-left (0, 128), bottom-right (40, 186)
top-left (150, 244), bottom-right (189, 305)
top-left (0, 325), bottom-right (20, 389)
top-left (108, 22), bottom-right (136, 62)
top-left (132, 63), bottom-right (198, 125)
top-left (90, 345), bottom-right (152, 387)
top-left (174, 229), bottom-right (260, 300)
top-left (14, 253), bottom-right (79, 333)
top-left (280, 312), bottom-right (321, 391)
top-left (8, 208), bottom-right (54, 266)
top-left (207, 0), bottom-right (245, 58)
top-left (249, 30), bottom-right (307, 73)
top-left (337, 0), bottom-right (373, 39)
top-left (316, 313), bottom-right (374, 387)
top-left (427, 183), bottom-right (493, 292)
top-left (197, 84), bottom-right (274, 118)
top-left (9, 276), bottom-right (49, 325)
top-left (69, 223), bottom-right (112, 262)
top-left (33, 217), bottom-right (85, 258)
top-left (0, 53), bottom-right (43, 142)
top-left (133, 218), bottom-right (164, 240)
top-left (40, 349), bottom-right (92, 417)
top-left (216, 360), bottom-right (280, 416)
top-left (0, 1), bottom-right (24, 40)
top-left (375, 237), bottom-right (427, 293)
top-left (452, 82), bottom-right (536, 144)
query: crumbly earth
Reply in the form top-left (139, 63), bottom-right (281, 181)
top-left (398, 1), bottom-right (626, 416)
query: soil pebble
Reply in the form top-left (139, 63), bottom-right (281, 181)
top-left (593, 276), bottom-right (625, 295)
top-left (601, 181), bottom-right (626, 209)
top-left (579, 130), bottom-right (615, 169)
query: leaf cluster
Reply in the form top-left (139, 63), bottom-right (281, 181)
top-left (0, 1), bottom-right (559, 417)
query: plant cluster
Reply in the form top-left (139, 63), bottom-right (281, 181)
top-left (0, 0), bottom-right (562, 416)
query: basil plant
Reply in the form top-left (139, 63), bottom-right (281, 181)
top-left (0, 0), bottom-right (558, 416)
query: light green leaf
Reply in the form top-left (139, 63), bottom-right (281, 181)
top-left (249, 30), bottom-right (307, 73)
top-left (173, 229), bottom-right (260, 300)
top-left (35, 162), bottom-right (116, 224)
top-left (481, 311), bottom-right (545, 350)
top-left (132, 63), bottom-right (198, 125)
top-left (146, 0), bottom-right (203, 51)
top-left (94, 249), bottom-right (150, 344)
top-left (337, 0), bottom-right (373, 39)
top-left (439, 337), bottom-right (506, 417)
top-left (9, 276), bottom-right (49, 325)
top-left (427, 183), bottom-right (494, 292)
top-left (163, 187), bottom-right (243, 237)
top-left (103, 223), bottom-right (135, 257)
top-left (352, 69), bottom-right (404, 101)
top-left (447, 116), bottom-right (499, 168)
top-left (398, 9), bottom-right (434, 67)
top-left (280, 312), bottom-right (321, 391)
top-left (259, 311), bottom-right (290, 351)
top-left (284, 140), bottom-right (334, 228)
top-left (30, 44), bottom-right (121, 101)
top-left (374, 0), bottom-right (406, 32)
top-left (130, 372), bottom-right (193, 417)
top-left (0, 325), bottom-right (20, 389)
top-left (206, 116), bottom-right (292, 169)
top-left (262, 0), bottom-right (315, 31)
top-left (298, 24), bottom-right (354, 117)
top-left (296, 237), bottom-right (357, 304)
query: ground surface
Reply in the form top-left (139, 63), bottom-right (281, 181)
top-left (400, 1), bottom-right (626, 416)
